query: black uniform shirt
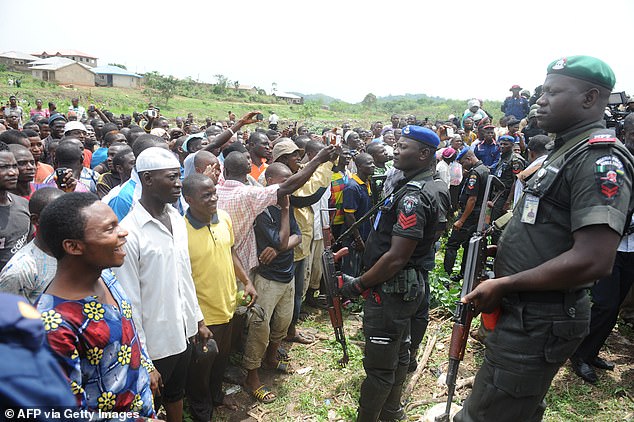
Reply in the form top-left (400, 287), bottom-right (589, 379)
top-left (496, 121), bottom-right (634, 277)
top-left (494, 151), bottom-right (526, 190)
top-left (458, 161), bottom-right (490, 215)
top-left (363, 169), bottom-right (439, 271)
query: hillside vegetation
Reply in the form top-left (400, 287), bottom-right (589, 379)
top-left (0, 69), bottom-right (503, 129)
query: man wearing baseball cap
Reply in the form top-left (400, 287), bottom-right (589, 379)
top-left (271, 139), bottom-right (335, 345)
top-left (501, 84), bottom-right (530, 120)
top-left (455, 56), bottom-right (634, 421)
top-left (339, 125), bottom-right (441, 421)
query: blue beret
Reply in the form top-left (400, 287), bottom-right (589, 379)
top-left (456, 146), bottom-right (471, 161)
top-left (401, 125), bottom-right (440, 148)
top-left (498, 135), bottom-right (516, 144)
top-left (48, 113), bottom-right (67, 125)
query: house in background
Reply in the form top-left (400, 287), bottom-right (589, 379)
top-left (0, 51), bottom-right (39, 72)
top-left (92, 65), bottom-right (142, 88)
top-left (32, 50), bottom-right (98, 67)
top-left (235, 84), bottom-right (259, 94)
top-left (29, 57), bottom-right (95, 86)
top-left (272, 91), bottom-right (304, 105)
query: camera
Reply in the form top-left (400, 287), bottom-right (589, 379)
top-left (605, 91), bottom-right (631, 140)
top-left (256, 113), bottom-right (264, 121)
top-left (147, 109), bottom-right (158, 118)
top-left (55, 167), bottom-right (69, 188)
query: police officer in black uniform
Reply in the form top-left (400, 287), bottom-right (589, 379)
top-left (0, 293), bottom-right (76, 417)
top-left (409, 174), bottom-right (451, 372)
top-left (339, 125), bottom-right (441, 422)
top-left (455, 56), bottom-right (634, 422)
top-left (443, 148), bottom-right (490, 280)
top-left (490, 135), bottom-right (525, 226)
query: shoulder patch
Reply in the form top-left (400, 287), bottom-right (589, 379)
top-left (595, 155), bottom-right (625, 201)
top-left (467, 174), bottom-right (478, 190)
top-left (401, 194), bottom-right (419, 214)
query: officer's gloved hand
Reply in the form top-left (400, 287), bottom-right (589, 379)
top-left (340, 274), bottom-right (366, 299)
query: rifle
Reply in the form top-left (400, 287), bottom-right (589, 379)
top-left (436, 175), bottom-right (503, 422)
top-left (320, 208), bottom-right (350, 367)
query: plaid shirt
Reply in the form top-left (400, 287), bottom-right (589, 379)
top-left (217, 180), bottom-right (279, 272)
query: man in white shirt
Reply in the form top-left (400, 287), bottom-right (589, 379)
top-left (67, 98), bottom-right (86, 121)
top-left (113, 147), bottom-right (211, 422)
top-left (268, 111), bottom-right (279, 131)
top-left (435, 147), bottom-right (456, 188)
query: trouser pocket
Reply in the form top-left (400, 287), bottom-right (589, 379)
top-left (544, 319), bottom-right (589, 363)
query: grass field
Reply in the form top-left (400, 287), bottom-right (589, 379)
top-left (0, 69), bottom-right (504, 131)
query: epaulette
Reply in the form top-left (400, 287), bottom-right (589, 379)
top-left (588, 131), bottom-right (619, 147)
top-left (406, 180), bottom-right (423, 189)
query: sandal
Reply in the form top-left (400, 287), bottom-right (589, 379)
top-left (285, 330), bottom-right (315, 344)
top-left (263, 358), bottom-right (293, 374)
top-left (251, 385), bottom-right (276, 404)
top-left (277, 347), bottom-right (290, 361)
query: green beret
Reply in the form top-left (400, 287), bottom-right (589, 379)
top-left (546, 55), bottom-right (615, 90)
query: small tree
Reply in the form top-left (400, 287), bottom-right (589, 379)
top-left (213, 74), bottom-right (229, 95)
top-left (362, 93), bottom-right (377, 109)
top-left (143, 71), bottom-right (178, 106)
top-left (298, 100), bottom-right (319, 119)
top-left (108, 63), bottom-right (127, 70)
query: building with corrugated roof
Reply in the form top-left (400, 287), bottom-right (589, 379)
top-left (0, 51), bottom-right (39, 72)
top-left (29, 57), bottom-right (95, 86)
top-left (32, 50), bottom-right (98, 67)
top-left (92, 65), bottom-right (142, 88)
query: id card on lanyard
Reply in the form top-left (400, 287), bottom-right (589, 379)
top-left (520, 194), bottom-right (540, 224)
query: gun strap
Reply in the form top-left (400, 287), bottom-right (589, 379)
top-left (335, 168), bottom-right (426, 244)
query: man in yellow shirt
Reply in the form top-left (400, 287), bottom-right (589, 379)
top-left (182, 173), bottom-right (257, 421)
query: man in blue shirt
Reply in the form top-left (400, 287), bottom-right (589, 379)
top-left (473, 125), bottom-right (500, 169)
top-left (342, 153), bottom-right (375, 275)
top-left (501, 84), bottom-right (530, 120)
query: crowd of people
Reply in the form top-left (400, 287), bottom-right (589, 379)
top-left (0, 54), bottom-right (633, 422)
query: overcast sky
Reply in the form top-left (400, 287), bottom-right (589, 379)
top-left (1, 0), bottom-right (632, 103)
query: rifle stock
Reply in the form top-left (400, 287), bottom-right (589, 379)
top-left (320, 209), bottom-right (350, 367)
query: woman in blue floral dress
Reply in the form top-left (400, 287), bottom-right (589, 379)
top-left (35, 193), bottom-right (159, 420)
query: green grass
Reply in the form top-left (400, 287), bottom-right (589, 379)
top-left (0, 69), bottom-right (504, 131)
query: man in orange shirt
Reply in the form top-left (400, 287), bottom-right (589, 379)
top-left (24, 129), bottom-right (53, 184)
top-left (247, 132), bottom-right (272, 180)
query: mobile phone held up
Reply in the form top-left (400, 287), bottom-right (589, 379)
top-left (256, 113), bottom-right (264, 121)
top-left (55, 167), bottom-right (68, 188)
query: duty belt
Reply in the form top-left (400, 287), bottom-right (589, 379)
top-left (381, 268), bottom-right (421, 301)
top-left (515, 290), bottom-right (588, 304)
top-left (512, 289), bottom-right (589, 318)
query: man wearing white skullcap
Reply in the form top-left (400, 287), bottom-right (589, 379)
top-left (113, 146), bottom-right (212, 421)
